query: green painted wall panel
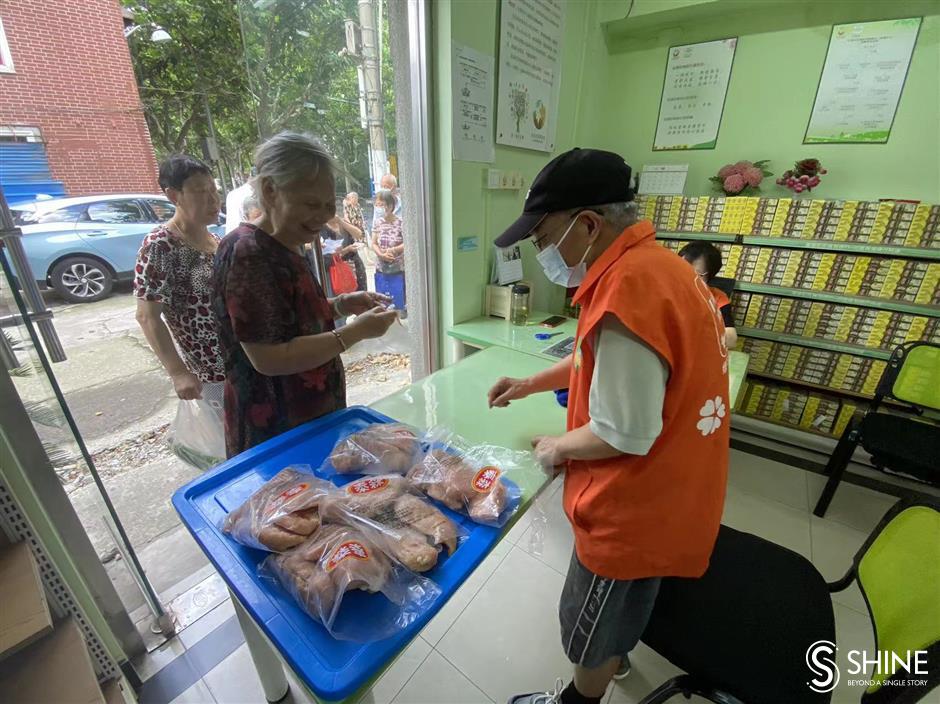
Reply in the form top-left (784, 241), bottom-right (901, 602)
top-left (583, 1), bottom-right (939, 202)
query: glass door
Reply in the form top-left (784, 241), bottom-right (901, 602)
top-left (0, 190), bottom-right (172, 648)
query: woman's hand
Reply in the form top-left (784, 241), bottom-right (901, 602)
top-left (348, 306), bottom-right (398, 340)
top-left (171, 370), bottom-right (203, 400)
top-left (340, 292), bottom-right (393, 316)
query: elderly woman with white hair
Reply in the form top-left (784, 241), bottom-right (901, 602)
top-left (212, 132), bottom-right (398, 457)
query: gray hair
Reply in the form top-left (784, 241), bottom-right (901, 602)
top-left (596, 201), bottom-right (638, 230)
top-left (252, 132), bottom-right (334, 192)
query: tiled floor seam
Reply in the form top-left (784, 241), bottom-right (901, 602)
top-left (368, 643), bottom-right (435, 704)
top-left (429, 547), bottom-right (514, 646)
top-left (431, 648), bottom-right (498, 704)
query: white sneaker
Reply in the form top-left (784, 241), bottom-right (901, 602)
top-left (507, 677), bottom-right (565, 704)
top-left (612, 657), bottom-right (631, 681)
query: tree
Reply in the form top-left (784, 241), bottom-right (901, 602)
top-left (123, 0), bottom-right (256, 182)
top-left (125, 0), bottom-right (397, 191)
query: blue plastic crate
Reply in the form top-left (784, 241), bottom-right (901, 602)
top-left (172, 406), bottom-right (508, 701)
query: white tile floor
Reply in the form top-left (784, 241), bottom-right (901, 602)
top-left (161, 451), bottom-right (899, 704)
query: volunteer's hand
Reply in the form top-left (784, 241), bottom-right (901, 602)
top-left (379, 250), bottom-right (396, 262)
top-left (532, 435), bottom-right (565, 473)
top-left (171, 371), bottom-right (203, 400)
top-left (349, 306), bottom-right (398, 340)
top-left (487, 376), bottom-right (531, 408)
top-left (341, 291), bottom-right (392, 316)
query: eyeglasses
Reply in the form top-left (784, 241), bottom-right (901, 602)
top-left (527, 209), bottom-right (590, 251)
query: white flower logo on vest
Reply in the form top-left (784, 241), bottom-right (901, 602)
top-left (696, 396), bottom-right (726, 436)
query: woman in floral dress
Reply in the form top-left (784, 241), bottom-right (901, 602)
top-left (212, 133), bottom-right (398, 457)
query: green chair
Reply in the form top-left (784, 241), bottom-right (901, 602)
top-left (814, 341), bottom-right (940, 518)
top-left (831, 499), bottom-right (940, 703)
top-left (637, 499), bottom-right (940, 704)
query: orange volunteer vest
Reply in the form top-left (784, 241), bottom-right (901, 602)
top-left (564, 220), bottom-right (730, 580)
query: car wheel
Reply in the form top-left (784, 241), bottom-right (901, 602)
top-left (50, 257), bottom-right (113, 303)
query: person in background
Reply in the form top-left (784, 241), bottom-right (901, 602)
top-left (212, 132), bottom-right (397, 457)
top-left (371, 189), bottom-right (406, 313)
top-left (322, 215), bottom-right (367, 292)
top-left (678, 241), bottom-right (738, 348)
top-left (343, 191), bottom-right (365, 235)
top-left (135, 154), bottom-right (226, 415)
top-left (371, 173), bottom-right (402, 228)
top-left (224, 179), bottom-right (254, 234)
top-left (242, 193), bottom-right (262, 222)
top-left (486, 148), bottom-right (729, 704)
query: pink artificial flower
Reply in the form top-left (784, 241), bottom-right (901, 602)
top-left (717, 164), bottom-right (737, 179)
top-left (744, 166), bottom-right (763, 187)
top-left (724, 173), bottom-right (746, 194)
top-left (733, 160), bottom-right (753, 173)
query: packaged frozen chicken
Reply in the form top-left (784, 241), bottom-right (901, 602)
top-left (261, 524), bottom-right (441, 641)
top-left (320, 475), bottom-right (464, 572)
top-left (407, 432), bottom-right (524, 527)
top-left (222, 466), bottom-right (332, 552)
top-left (325, 423), bottom-right (423, 475)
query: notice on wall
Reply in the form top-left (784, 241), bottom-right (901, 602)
top-left (805, 18), bottom-right (922, 144)
top-left (653, 38), bottom-right (737, 151)
top-left (496, 0), bottom-right (565, 153)
top-left (453, 44), bottom-right (496, 163)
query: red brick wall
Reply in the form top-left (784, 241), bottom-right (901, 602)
top-left (0, 0), bottom-right (160, 195)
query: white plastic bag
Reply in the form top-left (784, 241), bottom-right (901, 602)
top-left (261, 524), bottom-right (441, 641)
top-left (169, 399), bottom-right (226, 470)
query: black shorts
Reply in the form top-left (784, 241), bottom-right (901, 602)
top-left (559, 551), bottom-right (661, 668)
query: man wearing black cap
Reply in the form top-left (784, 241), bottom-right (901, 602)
top-left (488, 149), bottom-right (729, 704)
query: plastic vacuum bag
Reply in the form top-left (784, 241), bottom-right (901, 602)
top-left (261, 524), bottom-right (441, 641)
top-left (319, 475), bottom-right (466, 573)
top-left (324, 423), bottom-right (423, 476)
top-left (222, 466), bottom-right (333, 552)
top-left (169, 399), bottom-right (226, 470)
top-left (406, 429), bottom-right (525, 527)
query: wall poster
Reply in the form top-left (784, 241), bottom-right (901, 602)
top-left (805, 17), bottom-right (922, 144)
top-left (495, 0), bottom-right (565, 153)
top-left (653, 37), bottom-right (737, 151)
top-left (453, 43), bottom-right (496, 163)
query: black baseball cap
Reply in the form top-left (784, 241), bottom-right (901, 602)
top-left (494, 148), bottom-right (635, 248)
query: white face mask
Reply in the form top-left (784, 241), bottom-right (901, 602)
top-left (535, 213), bottom-right (593, 288)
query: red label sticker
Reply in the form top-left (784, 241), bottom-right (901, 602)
top-left (347, 477), bottom-right (390, 495)
top-left (278, 483), bottom-right (309, 501)
top-left (472, 466), bottom-right (501, 493)
top-left (325, 541), bottom-right (369, 571)
top-left (265, 482), bottom-right (309, 516)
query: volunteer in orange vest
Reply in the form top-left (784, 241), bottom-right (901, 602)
top-left (487, 149), bottom-right (730, 704)
top-left (679, 240), bottom-right (738, 348)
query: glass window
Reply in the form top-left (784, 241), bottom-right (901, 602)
top-left (146, 199), bottom-right (176, 222)
top-left (15, 204), bottom-right (88, 225)
top-left (87, 200), bottom-right (148, 224)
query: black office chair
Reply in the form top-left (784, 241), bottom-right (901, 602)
top-left (638, 526), bottom-right (835, 704)
top-left (813, 341), bottom-right (940, 518)
top-left (637, 500), bottom-right (940, 704)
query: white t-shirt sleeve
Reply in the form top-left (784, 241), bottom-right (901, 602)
top-left (588, 314), bottom-right (669, 456)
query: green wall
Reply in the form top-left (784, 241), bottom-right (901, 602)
top-left (433, 0), bottom-right (603, 364)
top-left (431, 0), bottom-right (939, 366)
top-left (583, 0), bottom-right (940, 202)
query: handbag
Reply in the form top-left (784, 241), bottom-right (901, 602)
top-left (328, 254), bottom-right (358, 294)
